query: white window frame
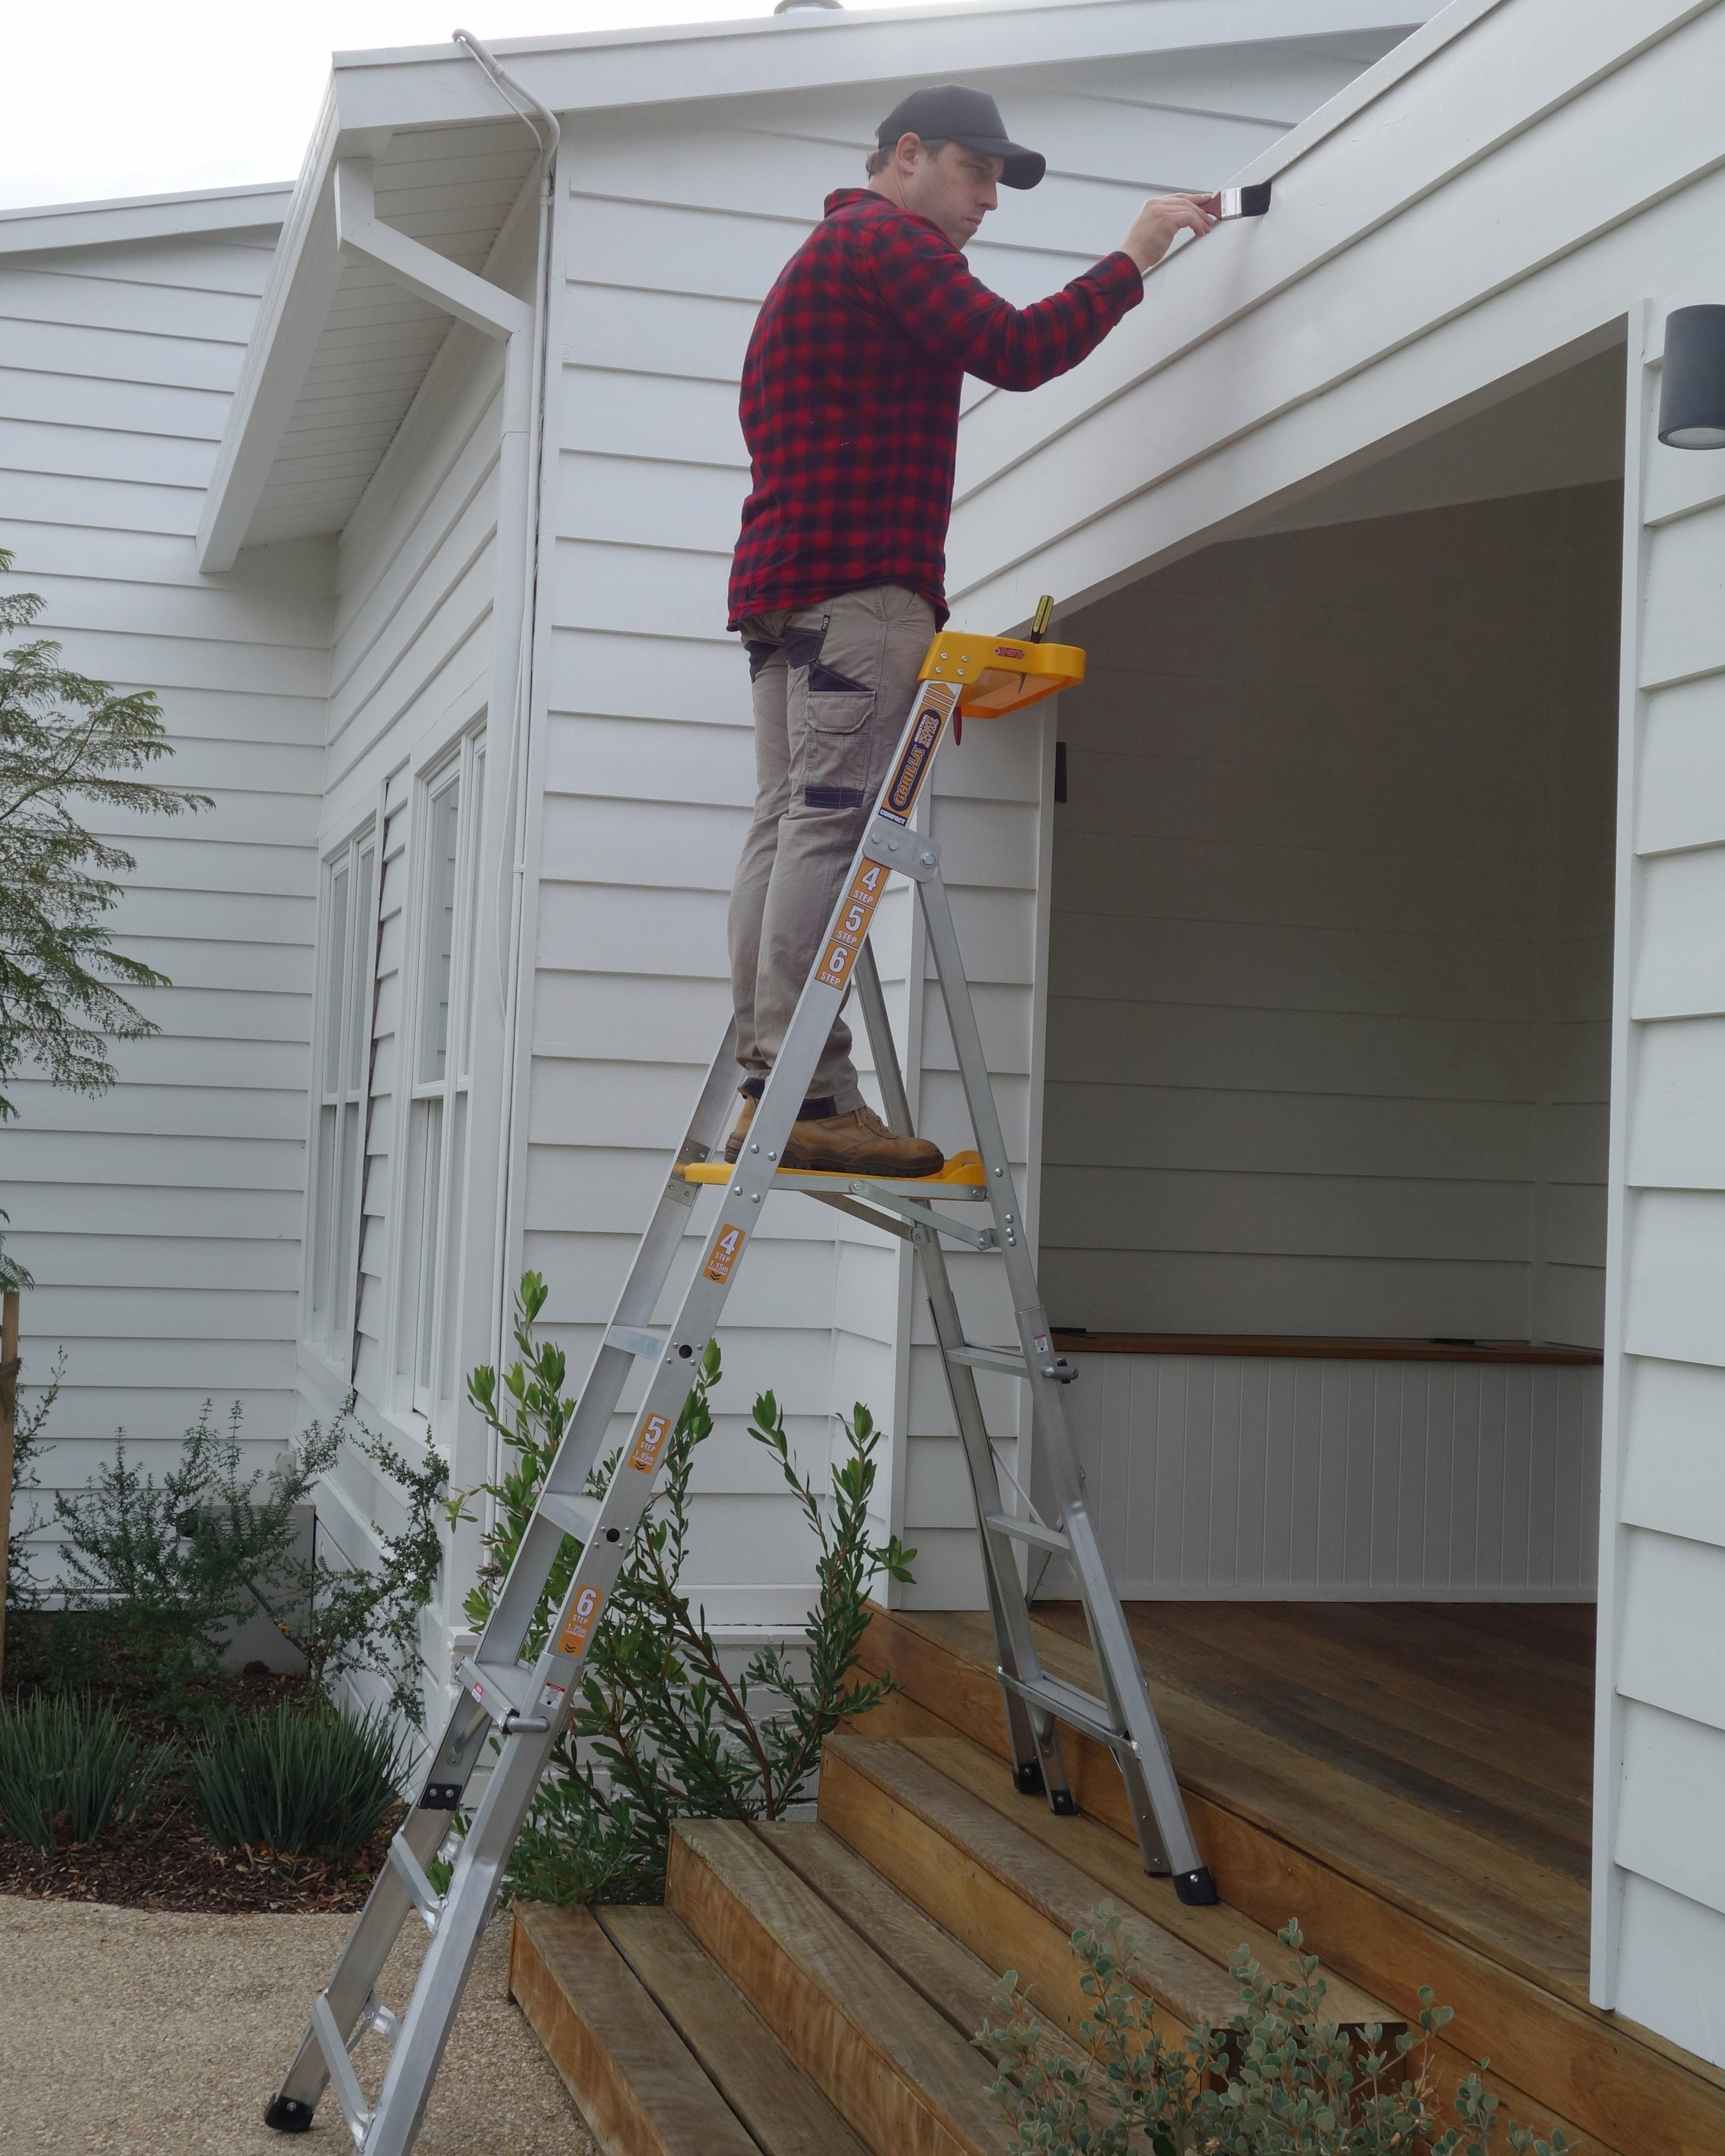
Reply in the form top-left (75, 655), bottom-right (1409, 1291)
top-left (388, 724), bottom-right (488, 1442)
top-left (304, 814), bottom-right (380, 1381)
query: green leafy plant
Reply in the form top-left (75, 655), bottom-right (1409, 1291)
top-left (0, 1690), bottom-right (178, 1848)
top-left (51, 1399), bottom-right (446, 1722)
top-left (976, 1909), bottom-right (1572, 2156)
top-left (191, 1699), bottom-right (411, 1856)
top-left (0, 549), bottom-right (210, 1287)
top-left (456, 1272), bottom-right (914, 1905)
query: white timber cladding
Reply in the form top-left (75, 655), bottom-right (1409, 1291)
top-left (918, 0), bottom-right (1725, 2062)
top-left (529, 40), bottom-right (1396, 1619)
top-left (0, 205), bottom-right (321, 1581)
top-left (1046, 483), bottom-right (1620, 1348)
top-left (1597, 310), bottom-right (1725, 2062)
top-left (1051, 1350), bottom-right (1601, 1600)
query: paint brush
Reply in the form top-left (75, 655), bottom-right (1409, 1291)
top-left (1196, 182), bottom-right (1272, 220)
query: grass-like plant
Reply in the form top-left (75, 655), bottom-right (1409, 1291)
top-left (0, 1691), bottom-right (178, 1849)
top-left (191, 1701), bottom-right (411, 1857)
top-left (455, 1272), bottom-right (914, 1906)
top-left (977, 1909), bottom-right (1572, 2156)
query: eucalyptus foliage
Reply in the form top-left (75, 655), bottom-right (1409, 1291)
top-left (53, 1400), bottom-right (447, 1722)
top-left (977, 1910), bottom-right (1572, 2156)
top-left (0, 552), bottom-right (211, 1285)
top-left (0, 1690), bottom-right (178, 1849)
top-left (192, 1700), bottom-right (410, 1856)
top-left (457, 1272), bottom-right (914, 1905)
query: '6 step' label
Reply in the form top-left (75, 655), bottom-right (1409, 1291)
top-left (559, 1584), bottom-right (604, 1658)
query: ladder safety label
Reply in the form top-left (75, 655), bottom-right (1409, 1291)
top-left (628, 1411), bottom-right (672, 1474)
top-left (815, 859), bottom-right (886, 990)
top-left (878, 690), bottom-right (952, 824)
top-left (704, 1223), bottom-right (746, 1283)
top-left (559, 1584), bottom-right (604, 1658)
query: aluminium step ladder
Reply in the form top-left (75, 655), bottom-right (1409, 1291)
top-left (264, 607), bottom-right (1216, 2154)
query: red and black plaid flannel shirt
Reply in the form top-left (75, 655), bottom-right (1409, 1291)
top-left (727, 188), bottom-right (1144, 629)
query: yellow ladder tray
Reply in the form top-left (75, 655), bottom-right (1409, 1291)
top-left (679, 1148), bottom-right (989, 1200)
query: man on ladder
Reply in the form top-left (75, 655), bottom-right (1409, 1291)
top-left (723, 82), bottom-right (1214, 1175)
top-left (262, 85), bottom-right (1223, 2155)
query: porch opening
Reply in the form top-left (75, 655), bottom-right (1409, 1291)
top-left (1025, 337), bottom-right (1627, 2011)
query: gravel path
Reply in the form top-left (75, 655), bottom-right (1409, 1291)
top-left (0, 1896), bottom-right (598, 2154)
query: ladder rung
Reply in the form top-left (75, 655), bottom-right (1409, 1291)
top-left (310, 1990), bottom-right (372, 2148)
top-left (605, 1323), bottom-right (667, 1359)
top-left (949, 1343), bottom-right (1026, 1375)
top-left (537, 1488), bottom-right (600, 1542)
top-left (364, 1991), bottom-right (403, 2046)
top-left (998, 1668), bottom-right (1127, 1751)
top-left (388, 1832), bottom-right (445, 1935)
top-left (459, 1657), bottom-right (549, 1733)
top-left (983, 1509), bottom-right (1069, 1554)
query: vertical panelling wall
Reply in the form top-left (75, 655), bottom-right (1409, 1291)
top-left (0, 221), bottom-right (326, 1577)
top-left (1595, 325), bottom-right (1725, 2061)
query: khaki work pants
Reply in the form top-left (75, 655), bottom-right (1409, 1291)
top-left (728, 584), bottom-right (937, 1114)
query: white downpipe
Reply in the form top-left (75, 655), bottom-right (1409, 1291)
top-left (446, 31), bottom-right (562, 1419)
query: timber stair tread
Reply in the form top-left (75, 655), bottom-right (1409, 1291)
top-left (855, 1601), bottom-right (1725, 2156)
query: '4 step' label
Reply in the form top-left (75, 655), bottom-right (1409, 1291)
top-left (816, 859), bottom-right (886, 991)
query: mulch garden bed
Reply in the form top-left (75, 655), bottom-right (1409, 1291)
top-left (1, 1639), bottom-right (401, 1915)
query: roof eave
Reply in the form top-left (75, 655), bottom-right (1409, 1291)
top-left (0, 181), bottom-right (293, 260)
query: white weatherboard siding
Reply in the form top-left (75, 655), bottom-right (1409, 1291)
top-left (525, 39), bottom-right (1396, 1618)
top-left (924, 0), bottom-right (1725, 2058)
top-left (1046, 483), bottom-right (1619, 1347)
top-left (0, 210), bottom-right (322, 1582)
top-left (1596, 316), bottom-right (1725, 2061)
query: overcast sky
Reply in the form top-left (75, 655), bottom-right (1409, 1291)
top-left (2, 0), bottom-right (945, 214)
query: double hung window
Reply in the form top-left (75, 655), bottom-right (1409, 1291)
top-left (309, 830), bottom-right (376, 1366)
top-left (397, 735), bottom-right (486, 1431)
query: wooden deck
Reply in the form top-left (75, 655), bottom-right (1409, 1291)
top-left (509, 1601), bottom-right (1725, 2156)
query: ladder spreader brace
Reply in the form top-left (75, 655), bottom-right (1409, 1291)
top-left (264, 609), bottom-right (1216, 2154)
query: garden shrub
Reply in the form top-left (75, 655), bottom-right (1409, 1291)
top-left (191, 1699), bottom-right (411, 1856)
top-left (456, 1272), bottom-right (914, 1905)
top-left (976, 1908), bottom-right (1572, 2156)
top-left (0, 1690), bottom-right (177, 1848)
top-left (50, 1399), bottom-right (446, 1722)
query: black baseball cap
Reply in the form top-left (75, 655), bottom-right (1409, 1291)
top-left (875, 84), bottom-right (1047, 190)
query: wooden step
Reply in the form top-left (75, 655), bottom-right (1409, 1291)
top-left (599, 1907), bottom-right (872, 2156)
top-left (820, 1732), bottom-right (1605, 2155)
top-left (510, 1900), bottom-right (875, 2156)
top-left (857, 1604), bottom-right (1725, 2156)
top-left (509, 1903), bottom-right (758, 2156)
top-left (666, 1816), bottom-right (1016, 2156)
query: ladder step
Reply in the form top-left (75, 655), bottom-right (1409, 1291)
top-left (459, 1656), bottom-right (550, 1732)
top-left (948, 1343), bottom-right (1025, 1375)
top-left (537, 1488), bottom-right (601, 1541)
top-left (997, 1667), bottom-right (1127, 1751)
top-left (678, 1150), bottom-right (990, 1200)
top-left (388, 1832), bottom-right (446, 1934)
top-left (310, 1990), bottom-right (372, 2148)
top-left (982, 1509), bottom-right (1068, 1554)
top-left (605, 1323), bottom-right (667, 1360)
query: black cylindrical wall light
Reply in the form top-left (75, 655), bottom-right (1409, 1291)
top-left (1659, 306), bottom-right (1725, 449)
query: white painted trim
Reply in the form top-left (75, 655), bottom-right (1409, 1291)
top-left (329, 2), bottom-right (1436, 132)
top-left (0, 182), bottom-right (292, 256)
top-left (333, 159), bottom-right (532, 342)
top-left (1590, 305), bottom-right (1654, 2012)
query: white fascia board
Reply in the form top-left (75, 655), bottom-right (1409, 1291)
top-left (0, 181), bottom-right (293, 259)
top-left (330, 0), bottom-right (1435, 132)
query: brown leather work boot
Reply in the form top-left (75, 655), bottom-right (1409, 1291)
top-left (723, 1091), bottom-right (756, 1163)
top-left (783, 1103), bottom-right (944, 1178)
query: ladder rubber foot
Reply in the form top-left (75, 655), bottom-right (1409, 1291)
top-left (1013, 1760), bottom-right (1046, 1796)
top-left (263, 2095), bottom-right (314, 2133)
top-left (1049, 1790), bottom-right (1077, 1816)
top-left (1174, 1864), bottom-right (1220, 1907)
